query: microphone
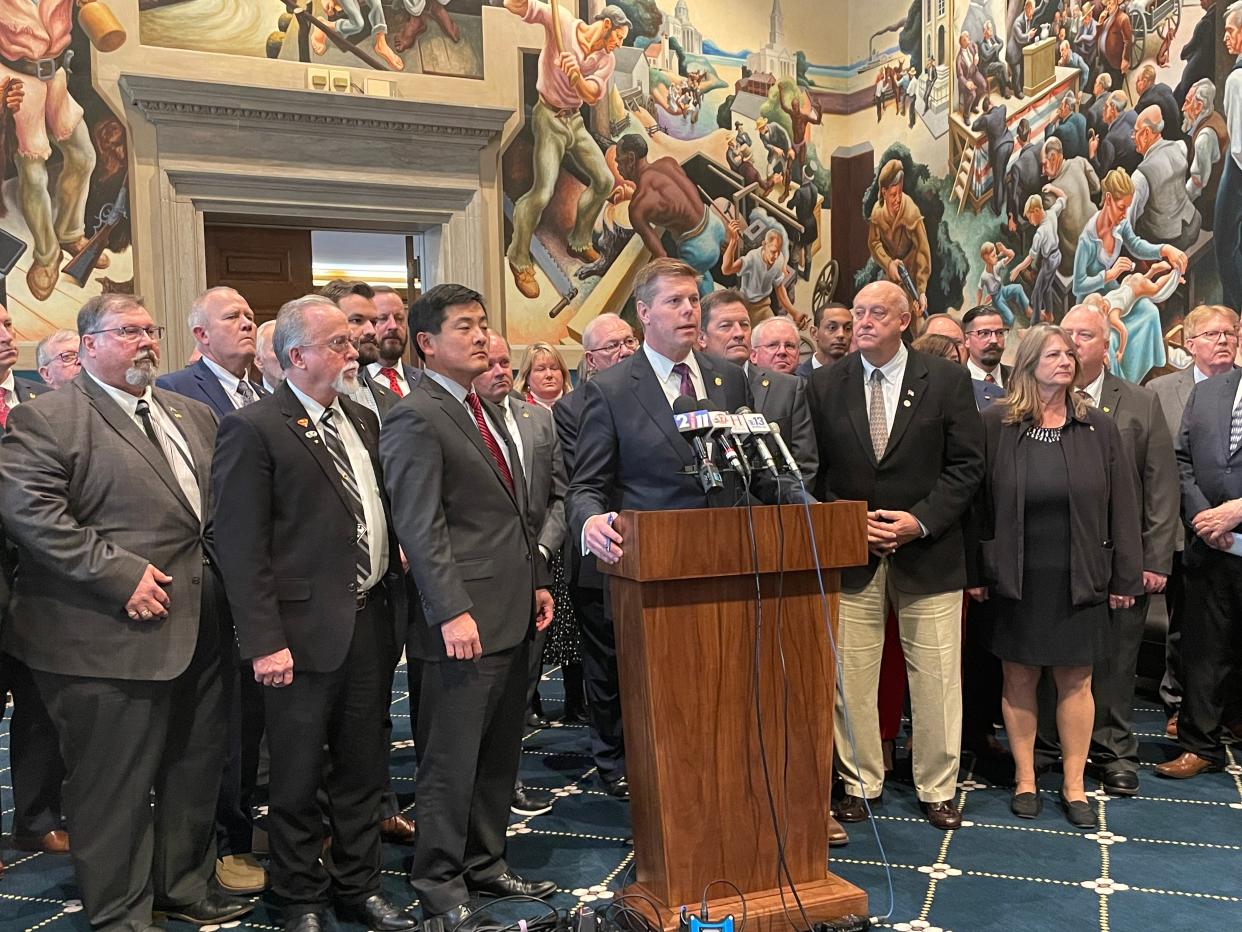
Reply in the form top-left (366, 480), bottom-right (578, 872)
top-left (734, 406), bottom-right (780, 478)
top-left (707, 409), bottom-right (752, 482)
top-left (768, 422), bottom-right (803, 481)
top-left (672, 396), bottom-right (724, 493)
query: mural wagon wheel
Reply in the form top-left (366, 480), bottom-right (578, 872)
top-left (812, 258), bottom-right (839, 312)
top-left (1130, 15), bottom-right (1148, 71)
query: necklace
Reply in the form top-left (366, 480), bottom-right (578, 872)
top-left (1026, 425), bottom-right (1062, 443)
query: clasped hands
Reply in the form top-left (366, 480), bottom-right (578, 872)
top-left (1191, 500), bottom-right (1242, 552)
top-left (867, 509), bottom-right (921, 557)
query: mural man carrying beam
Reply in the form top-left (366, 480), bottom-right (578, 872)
top-left (503, 0), bottom-right (630, 300)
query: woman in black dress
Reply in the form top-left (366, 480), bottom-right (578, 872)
top-left (973, 324), bottom-right (1143, 828)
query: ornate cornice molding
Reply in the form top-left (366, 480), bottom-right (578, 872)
top-left (119, 74), bottom-right (511, 149)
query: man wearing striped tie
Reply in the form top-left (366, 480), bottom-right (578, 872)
top-left (380, 284), bottom-right (556, 926)
top-left (211, 295), bottom-right (415, 932)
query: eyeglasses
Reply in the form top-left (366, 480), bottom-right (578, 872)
top-left (51, 351), bottom-right (79, 365)
top-left (87, 325), bottom-right (165, 342)
top-left (757, 341), bottom-right (800, 353)
top-left (1188, 329), bottom-right (1239, 344)
top-left (966, 328), bottom-right (1007, 340)
top-left (587, 336), bottom-right (639, 354)
top-left (300, 336), bottom-right (354, 355)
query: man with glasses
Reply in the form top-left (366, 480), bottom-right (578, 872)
top-left (35, 329), bottom-right (80, 389)
top-left (0, 294), bottom-right (252, 931)
top-left (1148, 305), bottom-right (1241, 739)
top-left (554, 312), bottom-right (634, 795)
top-left (807, 280), bottom-right (984, 830)
top-left (212, 296), bottom-right (415, 932)
top-left (961, 305), bottom-right (1011, 387)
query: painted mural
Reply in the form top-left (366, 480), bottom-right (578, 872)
top-left (501, 0), bottom-right (1237, 385)
top-left (1, 0), bottom-right (133, 344)
top-left (139, 0), bottom-right (487, 79)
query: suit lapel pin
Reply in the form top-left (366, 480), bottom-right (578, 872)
top-left (169, 407), bottom-right (182, 419)
top-left (305, 430), bottom-right (318, 439)
top-left (522, 410), bottom-right (530, 418)
top-left (1102, 406), bottom-right (1111, 413)
top-left (714, 376), bottom-right (723, 386)
top-left (761, 378), bottom-right (770, 387)
top-left (906, 389), bottom-right (914, 396)
top-left (297, 418), bottom-right (309, 427)
top-left (903, 399), bottom-right (911, 407)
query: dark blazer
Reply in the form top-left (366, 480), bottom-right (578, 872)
top-left (1095, 110), bottom-right (1140, 176)
top-left (210, 381), bottom-right (405, 672)
top-left (1176, 369), bottom-right (1242, 566)
top-left (977, 404), bottom-right (1143, 603)
top-left (1007, 143), bottom-right (1043, 229)
top-left (553, 385), bottom-right (606, 590)
top-left (1176, 3), bottom-right (1216, 101)
top-left (380, 373), bottom-right (549, 662)
top-left (10, 375), bottom-right (50, 401)
top-left (357, 368), bottom-right (401, 419)
top-left (1097, 372), bottom-right (1179, 574)
top-left (1136, 82), bottom-right (1184, 141)
top-left (157, 357), bottom-right (267, 420)
top-left (0, 372), bottom-right (218, 680)
top-left (1049, 111), bottom-right (1089, 161)
top-left (747, 364), bottom-right (818, 477)
top-left (973, 379), bottom-right (1004, 410)
top-left (505, 395), bottom-right (568, 557)
top-left (807, 349), bottom-right (984, 593)
top-left (794, 358), bottom-right (816, 378)
top-left (566, 348), bottom-right (797, 537)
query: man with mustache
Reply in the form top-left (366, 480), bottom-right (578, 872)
top-left (211, 296), bottom-right (414, 932)
top-left (962, 305), bottom-right (1010, 387)
top-left (371, 285), bottom-right (422, 398)
top-left (319, 279), bottom-right (405, 420)
top-left (0, 294), bottom-right (251, 931)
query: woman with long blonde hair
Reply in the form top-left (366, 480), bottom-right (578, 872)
top-left (516, 342), bottom-right (572, 410)
top-left (973, 324), bottom-right (1143, 828)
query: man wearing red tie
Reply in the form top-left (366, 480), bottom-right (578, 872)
top-left (381, 284), bottom-right (556, 926)
top-left (371, 285), bottom-right (423, 397)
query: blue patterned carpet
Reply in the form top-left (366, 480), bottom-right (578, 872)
top-left (2, 664), bottom-right (1241, 931)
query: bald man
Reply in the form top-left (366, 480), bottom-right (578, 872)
top-left (1129, 104), bottom-right (1202, 249)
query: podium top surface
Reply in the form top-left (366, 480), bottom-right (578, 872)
top-left (600, 501), bottom-right (868, 583)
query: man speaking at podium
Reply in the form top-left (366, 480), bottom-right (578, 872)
top-left (568, 259), bottom-right (810, 570)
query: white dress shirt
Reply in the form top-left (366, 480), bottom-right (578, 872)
top-left (812, 355), bottom-right (825, 370)
top-left (287, 381), bottom-right (388, 590)
top-left (88, 371), bottom-right (201, 519)
top-left (368, 361), bottom-right (410, 398)
top-left (1, 370), bottom-right (19, 409)
top-left (421, 368), bottom-right (513, 474)
top-left (1081, 367), bottom-right (1107, 407)
top-left (967, 358), bottom-right (1004, 388)
top-left (861, 343), bottom-right (909, 436)
top-left (495, 395), bottom-right (528, 478)
top-left (1187, 118), bottom-right (1222, 200)
top-left (643, 342), bottom-right (706, 406)
top-left (201, 354), bottom-right (252, 410)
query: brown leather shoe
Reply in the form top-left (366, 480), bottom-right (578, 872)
top-left (921, 800), bottom-right (962, 830)
top-left (827, 814), bottom-right (849, 847)
top-left (1165, 713), bottom-right (1178, 739)
top-left (379, 813), bottom-right (416, 844)
top-left (14, 830), bottom-right (69, 854)
top-left (832, 794), bottom-right (872, 823)
top-left (569, 244), bottom-right (601, 263)
top-left (509, 262), bottom-right (540, 299)
top-left (1155, 751), bottom-right (1220, 779)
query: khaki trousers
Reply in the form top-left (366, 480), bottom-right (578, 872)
top-left (833, 559), bottom-right (963, 803)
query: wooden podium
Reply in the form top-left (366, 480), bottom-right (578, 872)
top-left (602, 503), bottom-right (869, 931)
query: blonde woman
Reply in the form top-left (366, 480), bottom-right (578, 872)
top-left (516, 342), bottom-right (572, 410)
top-left (973, 324), bottom-right (1142, 828)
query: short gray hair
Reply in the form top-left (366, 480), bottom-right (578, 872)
top-left (272, 295), bottom-right (339, 369)
top-left (255, 319), bottom-right (276, 357)
top-left (1060, 90), bottom-right (1076, 108)
top-left (594, 4), bottom-right (631, 29)
top-left (1230, 0), bottom-right (1242, 27)
top-left (187, 286), bottom-right (242, 332)
top-left (78, 294), bottom-right (146, 337)
top-left (581, 312), bottom-right (629, 350)
top-left (1190, 78), bottom-right (1216, 111)
top-left (1095, 72), bottom-right (1112, 91)
top-left (1042, 135), bottom-right (1064, 160)
top-left (35, 329), bottom-right (79, 367)
top-left (751, 315), bottom-right (799, 348)
top-left (1107, 90), bottom-right (1128, 112)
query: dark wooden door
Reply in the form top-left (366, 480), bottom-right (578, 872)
top-left (204, 224), bottom-right (313, 324)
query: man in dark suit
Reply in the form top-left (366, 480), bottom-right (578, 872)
top-left (1084, 73), bottom-right (1114, 138)
top-left (1091, 93), bottom-right (1140, 175)
top-left (698, 290), bottom-right (819, 477)
top-left (1155, 361), bottom-right (1242, 779)
top-left (155, 285), bottom-right (268, 893)
top-left (0, 294), bottom-right (251, 931)
top-left (1134, 65), bottom-right (1185, 141)
top-left (554, 312), bottom-right (637, 795)
top-left (1006, 120), bottom-right (1043, 237)
top-left (962, 305), bottom-right (1012, 387)
top-left (1175, 0), bottom-right (1217, 106)
top-left (371, 285), bottom-right (423, 399)
top-left (1047, 92), bottom-right (1089, 160)
top-left (972, 97), bottom-right (1014, 218)
top-left (0, 304), bottom-right (52, 425)
top-left (1048, 304), bottom-right (1179, 795)
top-left (807, 280), bottom-right (984, 830)
top-left (796, 303), bottom-right (853, 376)
top-left (211, 295), bottom-right (415, 932)
top-left (1147, 305), bottom-right (1241, 735)
top-left (381, 284), bottom-right (556, 926)
top-left (320, 279), bottom-right (404, 420)
top-left (156, 286), bottom-right (266, 417)
top-left (473, 330), bottom-right (567, 817)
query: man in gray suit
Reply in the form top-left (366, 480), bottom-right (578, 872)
top-left (1147, 305), bottom-right (1241, 735)
top-left (380, 284), bottom-right (556, 925)
top-left (1129, 105), bottom-right (1203, 250)
top-left (0, 294), bottom-right (251, 931)
top-left (698, 290), bottom-right (818, 477)
top-left (1156, 350), bottom-right (1242, 779)
top-left (473, 330), bottom-right (567, 817)
top-left (1045, 304), bottom-right (1179, 795)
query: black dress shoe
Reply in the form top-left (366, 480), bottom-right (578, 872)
top-left (921, 800), bottom-right (962, 830)
top-left (832, 794), bottom-right (872, 823)
top-left (1094, 767), bottom-right (1139, 796)
top-left (525, 712), bottom-right (550, 729)
top-left (512, 782), bottom-right (554, 816)
top-left (1010, 791), bottom-right (1042, 819)
top-left (470, 870), bottom-right (557, 900)
top-left (285, 912), bottom-right (336, 932)
top-left (425, 904), bottom-right (472, 929)
top-left (1059, 793), bottom-right (1096, 829)
top-left (603, 775), bottom-right (630, 799)
top-left (156, 888), bottom-right (254, 925)
top-left (338, 894), bottom-right (417, 931)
